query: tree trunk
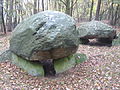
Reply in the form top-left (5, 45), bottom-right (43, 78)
top-left (38, 0), bottom-right (40, 12)
top-left (95, 0), bottom-right (101, 20)
top-left (13, 0), bottom-right (18, 28)
top-left (113, 4), bottom-right (119, 25)
top-left (110, 0), bottom-right (114, 25)
top-left (42, 0), bottom-right (44, 11)
top-left (54, 1), bottom-right (57, 10)
top-left (58, 1), bottom-right (62, 11)
top-left (0, 0), bottom-right (6, 34)
top-left (7, 0), bottom-right (13, 32)
top-left (0, 0), bottom-right (3, 24)
top-left (5, 0), bottom-right (8, 27)
top-left (107, 0), bottom-right (111, 20)
top-left (65, 0), bottom-right (71, 15)
top-left (46, 0), bottom-right (49, 10)
top-left (76, 2), bottom-right (80, 22)
top-left (70, 0), bottom-right (74, 16)
top-left (33, 0), bottom-right (37, 14)
top-left (89, 0), bottom-right (94, 21)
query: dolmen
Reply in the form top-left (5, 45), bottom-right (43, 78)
top-left (0, 11), bottom-right (87, 76)
top-left (77, 21), bottom-right (117, 44)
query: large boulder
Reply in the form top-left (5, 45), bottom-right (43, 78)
top-left (10, 11), bottom-right (79, 61)
top-left (77, 21), bottom-right (116, 44)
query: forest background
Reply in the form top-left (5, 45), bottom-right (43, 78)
top-left (0, 0), bottom-right (120, 34)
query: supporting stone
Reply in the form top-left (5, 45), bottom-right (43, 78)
top-left (53, 55), bottom-right (76, 74)
top-left (12, 53), bottom-right (44, 76)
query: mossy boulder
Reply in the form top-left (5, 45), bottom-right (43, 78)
top-left (77, 21), bottom-right (116, 44)
top-left (12, 53), bottom-right (44, 76)
top-left (10, 11), bottom-right (79, 61)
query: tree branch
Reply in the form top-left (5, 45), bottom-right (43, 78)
top-left (59, 0), bottom-right (67, 6)
top-left (71, 0), bottom-right (78, 8)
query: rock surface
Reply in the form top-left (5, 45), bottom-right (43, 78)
top-left (112, 34), bottom-right (120, 46)
top-left (53, 55), bottom-right (76, 74)
top-left (12, 53), bottom-right (44, 76)
top-left (54, 53), bottom-right (87, 74)
top-left (0, 50), bottom-right (11, 62)
top-left (11, 53), bottom-right (87, 76)
top-left (77, 21), bottom-right (116, 43)
top-left (10, 11), bottom-right (79, 61)
top-left (74, 53), bottom-right (87, 64)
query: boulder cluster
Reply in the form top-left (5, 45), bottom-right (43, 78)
top-left (2, 11), bottom-right (117, 76)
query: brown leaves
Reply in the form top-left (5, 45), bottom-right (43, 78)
top-left (0, 34), bottom-right (120, 89)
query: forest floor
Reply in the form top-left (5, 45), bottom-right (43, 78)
top-left (0, 29), bottom-right (120, 89)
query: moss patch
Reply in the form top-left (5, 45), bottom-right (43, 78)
top-left (74, 53), bottom-right (87, 64)
top-left (12, 53), bottom-right (44, 76)
top-left (53, 55), bottom-right (76, 74)
top-left (112, 37), bottom-right (120, 46)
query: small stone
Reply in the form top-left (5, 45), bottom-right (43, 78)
top-left (112, 33), bottom-right (120, 45)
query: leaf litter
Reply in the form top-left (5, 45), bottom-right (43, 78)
top-left (0, 32), bottom-right (120, 90)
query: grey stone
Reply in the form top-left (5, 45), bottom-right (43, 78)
top-left (0, 50), bottom-right (11, 62)
top-left (74, 53), bottom-right (87, 64)
top-left (112, 34), bottom-right (120, 46)
top-left (10, 11), bottom-right (79, 61)
top-left (12, 53), bottom-right (44, 76)
top-left (77, 21), bottom-right (116, 43)
top-left (53, 55), bottom-right (76, 74)
top-left (53, 53), bottom-right (87, 74)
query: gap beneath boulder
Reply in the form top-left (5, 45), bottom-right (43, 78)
top-left (40, 60), bottom-right (56, 77)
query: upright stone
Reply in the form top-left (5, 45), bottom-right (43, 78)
top-left (12, 53), bottom-right (44, 76)
top-left (53, 55), bottom-right (76, 74)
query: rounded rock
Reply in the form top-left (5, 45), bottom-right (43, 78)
top-left (10, 11), bottom-right (79, 61)
top-left (77, 21), bottom-right (116, 41)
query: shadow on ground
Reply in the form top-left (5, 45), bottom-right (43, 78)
top-left (83, 39), bottom-right (112, 47)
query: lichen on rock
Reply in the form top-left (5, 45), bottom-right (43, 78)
top-left (10, 11), bottom-right (79, 61)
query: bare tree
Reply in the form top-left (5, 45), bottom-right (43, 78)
top-left (37, 0), bottom-right (40, 11)
top-left (0, 0), bottom-right (6, 34)
top-left (59, 0), bottom-right (77, 16)
top-left (113, 4), bottom-right (119, 25)
top-left (42, 0), bottom-right (44, 11)
top-left (7, 0), bottom-right (13, 32)
top-left (33, 0), bottom-right (37, 14)
top-left (89, 0), bottom-right (94, 21)
top-left (95, 0), bottom-right (101, 20)
top-left (110, 0), bottom-right (114, 25)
